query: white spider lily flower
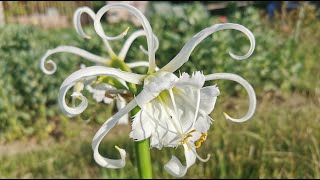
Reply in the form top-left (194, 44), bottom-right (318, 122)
top-left (54, 3), bottom-right (256, 177)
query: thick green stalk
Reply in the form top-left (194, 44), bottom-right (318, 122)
top-left (131, 106), bottom-right (153, 179)
top-left (110, 57), bottom-right (152, 178)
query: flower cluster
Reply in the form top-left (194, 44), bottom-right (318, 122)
top-left (41, 3), bottom-right (256, 177)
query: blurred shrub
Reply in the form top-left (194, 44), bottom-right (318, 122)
top-left (147, 2), bottom-right (319, 95)
top-left (0, 25), bottom-right (101, 141)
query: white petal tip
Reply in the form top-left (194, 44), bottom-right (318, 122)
top-left (229, 51), bottom-right (250, 60)
top-left (124, 27), bottom-right (130, 35)
top-left (203, 154), bottom-right (211, 162)
top-left (115, 145), bottom-right (126, 156)
top-left (115, 145), bottom-right (121, 151)
top-left (223, 112), bottom-right (231, 120)
top-left (42, 59), bottom-right (57, 75)
top-left (223, 112), bottom-right (251, 123)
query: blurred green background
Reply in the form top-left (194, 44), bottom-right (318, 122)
top-left (0, 1), bottom-right (319, 178)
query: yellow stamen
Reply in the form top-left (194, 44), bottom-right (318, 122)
top-left (195, 140), bottom-right (202, 148)
top-left (188, 129), bottom-right (197, 134)
top-left (182, 134), bottom-right (192, 144)
top-left (180, 129), bottom-right (197, 145)
top-left (195, 133), bottom-right (207, 149)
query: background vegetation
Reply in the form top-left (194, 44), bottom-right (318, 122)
top-left (0, 2), bottom-right (319, 178)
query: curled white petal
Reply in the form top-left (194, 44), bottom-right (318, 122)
top-left (58, 66), bottom-right (145, 117)
top-left (40, 46), bottom-right (108, 75)
top-left (116, 95), bottom-right (129, 125)
top-left (94, 3), bottom-right (156, 72)
top-left (162, 23), bottom-right (255, 72)
top-left (164, 144), bottom-right (196, 177)
top-left (73, 6), bottom-right (96, 39)
top-left (118, 30), bottom-right (160, 60)
top-left (126, 61), bottom-right (149, 68)
top-left (92, 99), bottom-right (137, 168)
top-left (127, 61), bottom-right (160, 71)
top-left (139, 34), bottom-right (159, 55)
top-left (205, 73), bottom-right (256, 122)
top-left (92, 86), bottom-right (164, 168)
top-left (73, 6), bottom-right (116, 57)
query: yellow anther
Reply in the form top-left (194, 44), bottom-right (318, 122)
top-left (195, 140), bottom-right (202, 148)
top-left (195, 133), bottom-right (208, 149)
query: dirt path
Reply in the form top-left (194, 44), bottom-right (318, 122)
top-left (0, 123), bottom-right (131, 157)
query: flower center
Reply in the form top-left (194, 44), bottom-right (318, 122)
top-left (179, 129), bottom-right (208, 149)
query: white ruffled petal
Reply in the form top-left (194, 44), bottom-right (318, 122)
top-left (199, 85), bottom-right (220, 114)
top-left (162, 23), bottom-right (255, 73)
top-left (191, 114), bottom-right (211, 141)
top-left (129, 110), bottom-right (154, 141)
top-left (175, 71), bottom-right (205, 89)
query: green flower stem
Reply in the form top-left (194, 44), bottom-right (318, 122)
top-left (131, 106), bottom-right (153, 179)
top-left (110, 57), bottom-right (137, 93)
top-left (110, 58), bottom-right (153, 178)
top-left (131, 84), bottom-right (153, 178)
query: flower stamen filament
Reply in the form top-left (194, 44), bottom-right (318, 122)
top-left (168, 88), bottom-right (184, 133)
top-left (191, 89), bottom-right (201, 129)
top-left (179, 129), bottom-right (197, 145)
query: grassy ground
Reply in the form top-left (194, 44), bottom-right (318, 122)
top-left (1, 92), bottom-right (319, 178)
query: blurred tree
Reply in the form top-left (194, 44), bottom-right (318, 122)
top-left (0, 1), bottom-right (4, 26)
